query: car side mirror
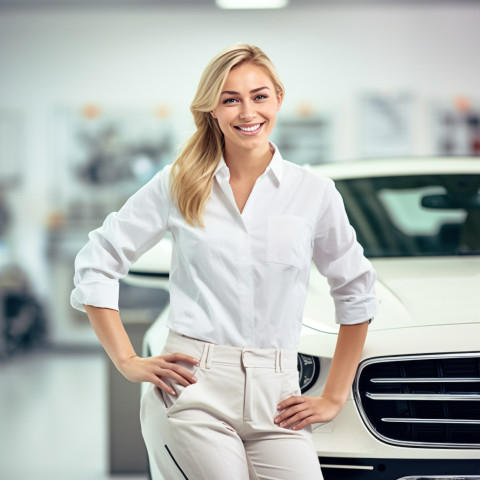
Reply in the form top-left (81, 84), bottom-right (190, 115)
top-left (421, 193), bottom-right (480, 209)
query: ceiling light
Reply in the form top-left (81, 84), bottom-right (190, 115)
top-left (216, 0), bottom-right (288, 9)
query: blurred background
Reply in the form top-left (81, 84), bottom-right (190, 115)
top-left (0, 0), bottom-right (479, 478)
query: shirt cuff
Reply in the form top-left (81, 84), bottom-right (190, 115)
top-left (70, 281), bottom-right (120, 313)
top-left (334, 295), bottom-right (380, 325)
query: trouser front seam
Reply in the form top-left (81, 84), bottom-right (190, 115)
top-left (243, 367), bottom-right (253, 423)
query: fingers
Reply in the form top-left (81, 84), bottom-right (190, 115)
top-left (156, 353), bottom-right (199, 384)
top-left (289, 417), bottom-right (313, 431)
top-left (278, 410), bottom-right (312, 430)
top-left (162, 352), bottom-right (200, 365)
top-left (157, 358), bottom-right (198, 384)
top-left (274, 396), bottom-right (328, 430)
top-left (153, 376), bottom-right (176, 396)
top-left (274, 397), bottom-right (310, 429)
top-left (277, 395), bottom-right (304, 411)
top-left (147, 352), bottom-right (201, 390)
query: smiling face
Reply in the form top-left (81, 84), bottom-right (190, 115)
top-left (211, 61), bottom-right (283, 158)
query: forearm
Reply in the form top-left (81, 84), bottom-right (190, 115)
top-left (84, 305), bottom-right (137, 373)
top-left (322, 321), bottom-right (369, 404)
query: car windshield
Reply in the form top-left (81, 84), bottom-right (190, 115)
top-left (335, 174), bottom-right (480, 258)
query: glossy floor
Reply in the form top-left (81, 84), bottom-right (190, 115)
top-left (0, 347), bottom-right (148, 480)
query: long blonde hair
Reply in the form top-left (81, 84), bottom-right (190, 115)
top-left (170, 43), bottom-right (285, 227)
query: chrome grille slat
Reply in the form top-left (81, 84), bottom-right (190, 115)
top-left (353, 352), bottom-right (480, 448)
top-left (366, 392), bottom-right (480, 401)
top-left (370, 377), bottom-right (480, 384)
top-left (382, 418), bottom-right (480, 425)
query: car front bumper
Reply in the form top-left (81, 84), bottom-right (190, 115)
top-left (319, 457), bottom-right (480, 479)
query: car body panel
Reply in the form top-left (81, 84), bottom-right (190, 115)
top-left (304, 257), bottom-right (480, 333)
top-left (308, 157), bottom-right (480, 180)
top-left (133, 157), bottom-right (480, 478)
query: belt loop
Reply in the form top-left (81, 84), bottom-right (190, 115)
top-left (204, 343), bottom-right (213, 369)
top-left (199, 343), bottom-right (214, 369)
top-left (275, 350), bottom-right (283, 373)
top-left (199, 342), bottom-right (214, 369)
top-left (199, 344), bottom-right (206, 369)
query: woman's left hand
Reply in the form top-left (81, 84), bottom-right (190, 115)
top-left (274, 395), bottom-right (344, 430)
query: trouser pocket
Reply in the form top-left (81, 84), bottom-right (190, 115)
top-left (158, 353), bottom-right (203, 413)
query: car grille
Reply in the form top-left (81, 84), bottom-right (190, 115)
top-left (353, 353), bottom-right (480, 448)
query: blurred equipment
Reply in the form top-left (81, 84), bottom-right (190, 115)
top-left (46, 104), bottom-right (176, 346)
top-left (73, 103), bottom-right (173, 186)
top-left (0, 109), bottom-right (47, 359)
top-left (0, 265), bottom-right (48, 359)
top-left (434, 95), bottom-right (480, 156)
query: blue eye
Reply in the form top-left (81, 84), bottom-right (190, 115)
top-left (255, 94), bottom-right (268, 101)
top-left (223, 98), bottom-right (237, 104)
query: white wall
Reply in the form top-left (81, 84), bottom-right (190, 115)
top-left (0, 2), bottom-right (479, 301)
top-left (2, 4), bottom-right (480, 149)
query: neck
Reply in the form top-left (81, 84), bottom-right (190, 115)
top-left (224, 143), bottom-right (274, 181)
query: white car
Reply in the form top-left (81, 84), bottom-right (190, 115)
top-left (128, 157), bottom-right (480, 479)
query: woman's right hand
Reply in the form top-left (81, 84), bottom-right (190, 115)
top-left (118, 353), bottom-right (200, 395)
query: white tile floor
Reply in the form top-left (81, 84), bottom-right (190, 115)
top-left (0, 348), bottom-right (148, 480)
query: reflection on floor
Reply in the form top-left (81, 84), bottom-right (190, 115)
top-left (0, 348), bottom-right (148, 480)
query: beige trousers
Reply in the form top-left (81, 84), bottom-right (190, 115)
top-left (140, 331), bottom-right (323, 480)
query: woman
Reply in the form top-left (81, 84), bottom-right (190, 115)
top-left (71, 43), bottom-right (379, 480)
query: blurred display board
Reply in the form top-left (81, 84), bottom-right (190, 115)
top-left (272, 114), bottom-right (332, 165)
top-left (432, 96), bottom-right (480, 156)
top-left (359, 91), bottom-right (414, 158)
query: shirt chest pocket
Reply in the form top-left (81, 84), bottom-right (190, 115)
top-left (266, 215), bottom-right (311, 270)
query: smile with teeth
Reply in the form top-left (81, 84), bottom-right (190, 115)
top-left (236, 123), bottom-right (263, 132)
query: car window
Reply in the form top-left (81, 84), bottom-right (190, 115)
top-left (379, 187), bottom-right (466, 236)
top-left (335, 174), bottom-right (480, 257)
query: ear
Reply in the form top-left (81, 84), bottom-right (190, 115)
top-left (210, 111), bottom-right (217, 119)
top-left (276, 92), bottom-right (284, 111)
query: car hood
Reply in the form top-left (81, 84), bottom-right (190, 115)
top-left (302, 256), bottom-right (480, 333)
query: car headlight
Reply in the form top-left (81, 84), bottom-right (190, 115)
top-left (297, 353), bottom-right (320, 393)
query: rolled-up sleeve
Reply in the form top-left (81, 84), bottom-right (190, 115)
top-left (312, 179), bottom-right (380, 325)
top-left (70, 165), bottom-right (172, 313)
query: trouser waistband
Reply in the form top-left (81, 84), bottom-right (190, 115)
top-left (164, 330), bottom-right (297, 372)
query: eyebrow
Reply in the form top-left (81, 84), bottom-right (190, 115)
top-left (220, 86), bottom-right (270, 96)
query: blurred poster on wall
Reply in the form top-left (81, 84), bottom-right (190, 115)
top-left (359, 91), bottom-right (414, 158)
top-left (272, 106), bottom-right (332, 165)
top-left (432, 96), bottom-right (480, 157)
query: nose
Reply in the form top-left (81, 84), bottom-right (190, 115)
top-left (239, 101), bottom-right (255, 121)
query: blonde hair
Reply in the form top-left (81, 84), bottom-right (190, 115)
top-left (170, 43), bottom-right (285, 227)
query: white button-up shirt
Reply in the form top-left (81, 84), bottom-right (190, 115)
top-left (71, 147), bottom-right (379, 349)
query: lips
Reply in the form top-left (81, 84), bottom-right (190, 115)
top-left (235, 122), bottom-right (265, 134)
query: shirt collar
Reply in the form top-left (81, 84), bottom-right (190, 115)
top-left (265, 143), bottom-right (284, 184)
top-left (214, 156), bottom-right (229, 180)
top-left (214, 142), bottom-right (285, 184)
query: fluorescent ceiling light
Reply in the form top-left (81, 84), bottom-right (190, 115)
top-left (216, 0), bottom-right (288, 9)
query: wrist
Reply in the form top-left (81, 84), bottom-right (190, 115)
top-left (321, 391), bottom-right (348, 407)
top-left (116, 353), bottom-right (138, 373)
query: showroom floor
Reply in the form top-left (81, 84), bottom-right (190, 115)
top-left (0, 347), bottom-right (148, 480)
